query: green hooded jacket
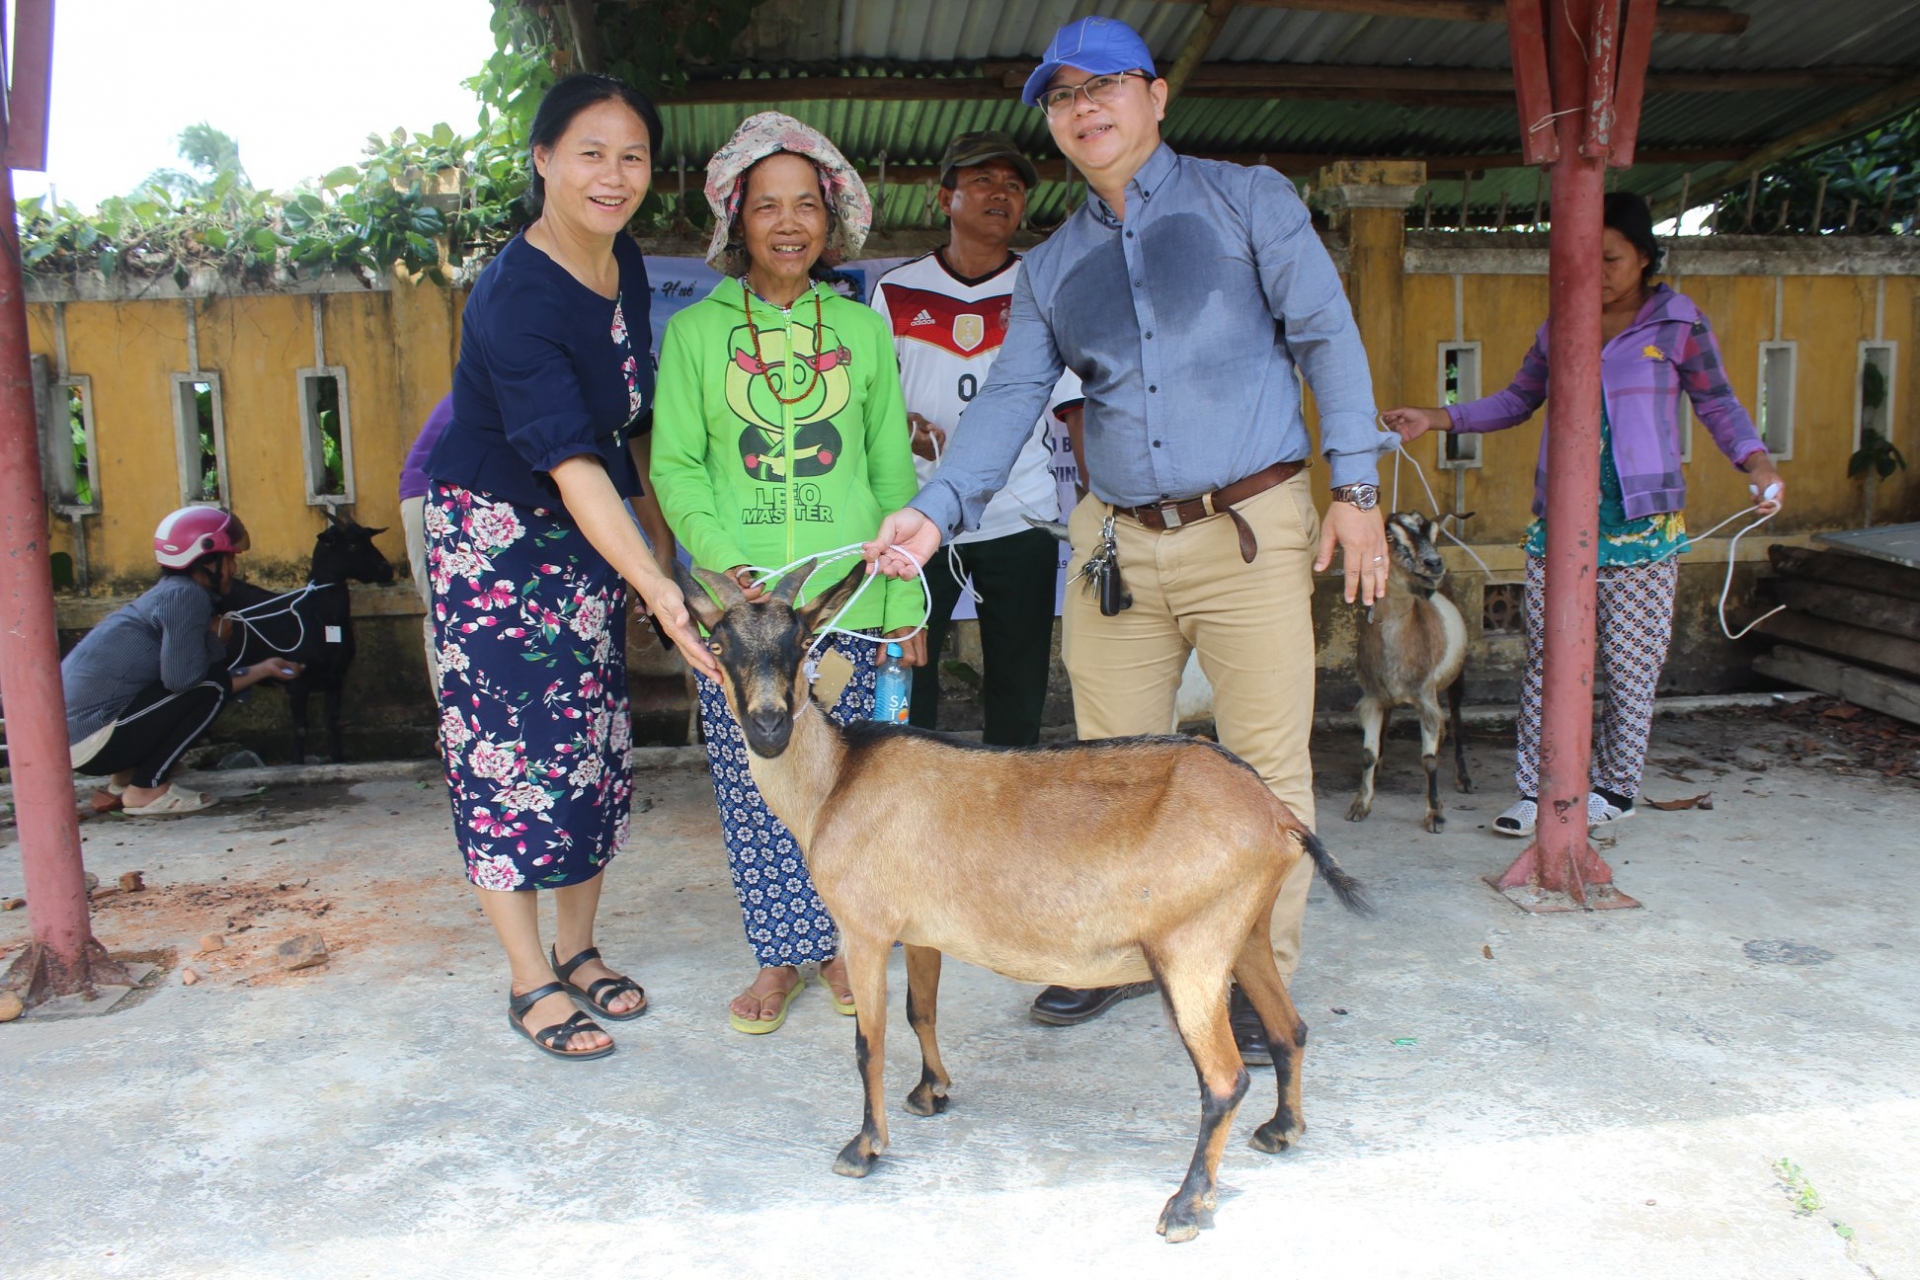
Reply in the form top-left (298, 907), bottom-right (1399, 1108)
top-left (651, 277), bottom-right (921, 632)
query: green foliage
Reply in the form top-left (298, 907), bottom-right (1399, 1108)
top-left (1713, 110), bottom-right (1920, 234)
top-left (1849, 428), bottom-right (1909, 481)
top-left (17, 0), bottom-right (758, 287)
top-left (17, 128), bottom-right (475, 288)
top-left (66, 388), bottom-right (91, 507)
top-left (312, 375), bottom-right (344, 495)
top-left (193, 383), bottom-right (219, 501)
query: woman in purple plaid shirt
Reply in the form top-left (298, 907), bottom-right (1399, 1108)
top-left (1385, 193), bottom-right (1785, 840)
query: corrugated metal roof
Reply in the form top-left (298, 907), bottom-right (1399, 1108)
top-left (658, 0), bottom-right (1920, 226)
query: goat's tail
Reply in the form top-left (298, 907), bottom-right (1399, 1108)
top-left (1296, 826), bottom-right (1373, 917)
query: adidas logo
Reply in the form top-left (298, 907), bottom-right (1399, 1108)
top-left (909, 309), bottom-right (936, 326)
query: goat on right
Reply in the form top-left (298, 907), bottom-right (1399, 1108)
top-left (1348, 511), bottom-right (1473, 832)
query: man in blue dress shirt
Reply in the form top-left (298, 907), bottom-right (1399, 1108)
top-left (867, 16), bottom-right (1393, 1064)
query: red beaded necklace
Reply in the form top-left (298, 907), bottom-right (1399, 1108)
top-left (740, 280), bottom-right (825, 406)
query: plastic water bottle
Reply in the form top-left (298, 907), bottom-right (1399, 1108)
top-left (870, 642), bottom-right (910, 724)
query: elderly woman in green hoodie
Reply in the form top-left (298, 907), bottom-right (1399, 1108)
top-left (651, 113), bottom-right (922, 1034)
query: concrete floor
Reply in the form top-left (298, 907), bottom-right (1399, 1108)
top-left (2, 710), bottom-right (1917, 1279)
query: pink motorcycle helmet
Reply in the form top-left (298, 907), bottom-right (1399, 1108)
top-left (153, 505), bottom-right (251, 570)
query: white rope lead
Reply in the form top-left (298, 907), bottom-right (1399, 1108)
top-left (222, 581), bottom-right (325, 669)
top-left (742, 541), bottom-right (934, 676)
top-left (1382, 429), bottom-right (1784, 640)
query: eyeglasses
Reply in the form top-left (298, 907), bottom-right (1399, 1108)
top-left (1038, 71), bottom-right (1151, 118)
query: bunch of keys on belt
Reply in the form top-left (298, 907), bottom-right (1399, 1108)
top-left (1073, 513), bottom-right (1132, 616)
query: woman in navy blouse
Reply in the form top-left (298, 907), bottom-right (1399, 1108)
top-left (424, 74), bottom-right (719, 1061)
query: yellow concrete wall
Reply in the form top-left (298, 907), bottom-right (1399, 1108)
top-left (1395, 269), bottom-right (1919, 545)
top-left (33, 256), bottom-right (1917, 595)
top-left (31, 282), bottom-right (463, 592)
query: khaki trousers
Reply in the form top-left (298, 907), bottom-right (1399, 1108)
top-left (1062, 472), bottom-right (1321, 981)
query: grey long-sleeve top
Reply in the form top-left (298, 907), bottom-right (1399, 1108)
top-left (61, 574), bottom-right (229, 742)
top-left (911, 144), bottom-right (1393, 537)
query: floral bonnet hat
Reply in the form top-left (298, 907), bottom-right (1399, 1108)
top-left (703, 111), bottom-right (872, 276)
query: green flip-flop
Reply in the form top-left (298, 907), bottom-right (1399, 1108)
top-left (729, 975), bottom-right (805, 1035)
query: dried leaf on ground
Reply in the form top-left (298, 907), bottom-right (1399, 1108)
top-left (1644, 792), bottom-right (1714, 812)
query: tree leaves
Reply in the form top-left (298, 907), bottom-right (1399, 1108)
top-left (13, 1), bottom-right (742, 287)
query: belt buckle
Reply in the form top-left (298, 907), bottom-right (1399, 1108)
top-left (1160, 503), bottom-right (1183, 530)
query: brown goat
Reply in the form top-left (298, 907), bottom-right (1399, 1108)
top-left (679, 559), bottom-right (1369, 1244)
top-left (1347, 511), bottom-right (1472, 833)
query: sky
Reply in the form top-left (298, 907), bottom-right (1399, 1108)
top-left (14, 0), bottom-right (499, 210)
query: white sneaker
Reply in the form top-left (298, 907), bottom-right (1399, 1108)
top-left (1588, 792), bottom-right (1635, 826)
top-left (1494, 798), bottom-right (1537, 837)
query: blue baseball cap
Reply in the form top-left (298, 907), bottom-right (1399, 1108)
top-left (1020, 16), bottom-right (1157, 108)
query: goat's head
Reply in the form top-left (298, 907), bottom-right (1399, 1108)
top-left (313, 511), bottom-right (396, 585)
top-left (677, 558), bottom-right (867, 759)
top-left (1384, 511), bottom-right (1447, 592)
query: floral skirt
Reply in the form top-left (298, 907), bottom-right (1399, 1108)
top-left (426, 482), bottom-right (633, 891)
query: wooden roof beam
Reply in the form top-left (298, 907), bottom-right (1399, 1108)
top-left (1152, 0), bottom-right (1749, 35)
top-left (1653, 70), bottom-right (1920, 218)
top-left (1164, 0), bottom-right (1240, 102)
top-left (649, 146), bottom-right (1744, 192)
top-left (661, 63), bottom-right (1904, 107)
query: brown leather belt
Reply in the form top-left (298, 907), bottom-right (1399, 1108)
top-left (1114, 459), bottom-right (1306, 564)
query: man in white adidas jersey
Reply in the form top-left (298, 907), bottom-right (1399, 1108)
top-left (871, 131), bottom-right (1083, 750)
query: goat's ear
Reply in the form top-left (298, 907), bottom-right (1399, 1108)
top-left (675, 562), bottom-right (732, 632)
top-left (795, 560), bottom-right (867, 640)
top-left (362, 526), bottom-right (388, 537)
top-left (767, 558), bottom-right (816, 606)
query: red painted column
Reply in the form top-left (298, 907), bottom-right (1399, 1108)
top-left (0, 166), bottom-right (128, 1001)
top-left (1491, 0), bottom-right (1637, 910)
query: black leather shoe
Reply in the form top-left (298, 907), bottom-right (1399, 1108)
top-left (1028, 981), bottom-right (1156, 1026)
top-left (1229, 984), bottom-right (1273, 1067)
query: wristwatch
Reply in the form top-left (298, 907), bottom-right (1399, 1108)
top-left (1330, 483), bottom-right (1380, 511)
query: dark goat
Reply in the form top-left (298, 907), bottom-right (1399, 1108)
top-left (223, 513), bottom-right (394, 762)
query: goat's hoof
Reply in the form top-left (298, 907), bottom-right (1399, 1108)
top-left (1423, 812), bottom-right (1446, 834)
top-left (1456, 776), bottom-right (1476, 794)
top-left (1249, 1118), bottom-right (1304, 1153)
top-left (1155, 1196), bottom-right (1207, 1244)
top-left (904, 1087), bottom-right (949, 1117)
top-left (832, 1139), bottom-right (878, 1178)
top-left (1344, 799), bottom-right (1371, 823)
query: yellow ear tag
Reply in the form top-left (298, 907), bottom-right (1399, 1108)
top-left (1643, 345), bottom-right (1665, 361)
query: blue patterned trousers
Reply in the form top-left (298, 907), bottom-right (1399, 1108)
top-left (698, 630), bottom-right (880, 967)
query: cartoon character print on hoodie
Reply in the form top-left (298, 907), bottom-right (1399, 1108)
top-left (724, 318), bottom-right (851, 483)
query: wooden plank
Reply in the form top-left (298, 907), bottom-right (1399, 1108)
top-left (1607, 0), bottom-right (1658, 167)
top-left (1, 0), bottom-right (57, 172)
top-left (1505, 0), bottom-right (1558, 166)
top-left (1757, 611), bottom-right (1920, 682)
top-left (1771, 580), bottom-right (1920, 643)
top-left (1582, 0), bottom-right (1623, 161)
top-left (1153, 0), bottom-right (1749, 34)
top-left (1754, 646), bottom-right (1920, 727)
top-left (1817, 523), bottom-right (1920, 572)
top-left (1769, 545), bottom-right (1920, 606)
